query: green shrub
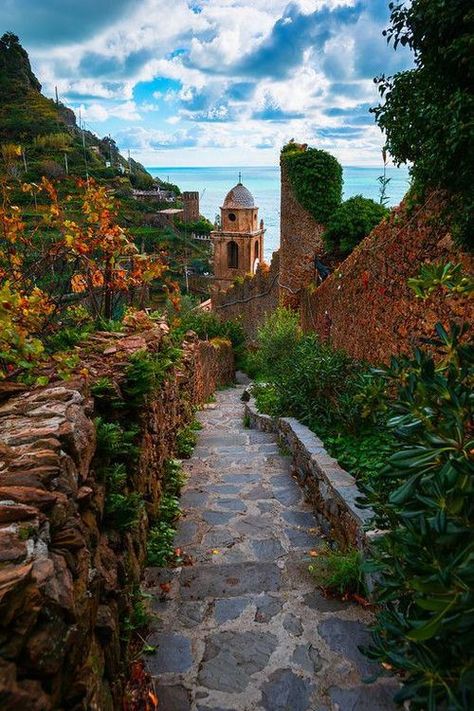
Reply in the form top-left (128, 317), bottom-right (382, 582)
top-left (254, 320), bottom-right (362, 432)
top-left (309, 546), bottom-right (364, 596)
top-left (94, 418), bottom-right (139, 461)
top-left (255, 307), bottom-right (301, 381)
top-left (46, 325), bottom-right (92, 353)
top-left (176, 420), bottom-right (201, 458)
top-left (324, 195), bottom-right (388, 255)
top-left (147, 519), bottom-right (177, 567)
top-left (105, 492), bottom-right (144, 531)
top-left (174, 310), bottom-right (245, 362)
top-left (122, 348), bottom-right (180, 408)
top-left (362, 322), bottom-right (474, 709)
top-left (281, 142), bottom-right (342, 224)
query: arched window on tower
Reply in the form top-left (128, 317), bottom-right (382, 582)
top-left (254, 240), bottom-right (259, 259)
top-left (227, 240), bottom-right (239, 268)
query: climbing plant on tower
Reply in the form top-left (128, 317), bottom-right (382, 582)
top-left (281, 141), bottom-right (342, 224)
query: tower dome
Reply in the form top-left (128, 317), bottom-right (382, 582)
top-left (222, 182), bottom-right (255, 209)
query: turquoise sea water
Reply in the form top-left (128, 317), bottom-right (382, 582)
top-left (148, 165), bottom-right (410, 261)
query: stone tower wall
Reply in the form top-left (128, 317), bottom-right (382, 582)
top-left (279, 158), bottom-right (325, 308)
top-left (182, 191), bottom-right (200, 222)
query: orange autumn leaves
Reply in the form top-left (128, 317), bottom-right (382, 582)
top-left (0, 177), bottom-right (172, 378)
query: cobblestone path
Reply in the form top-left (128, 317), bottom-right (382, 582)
top-left (145, 385), bottom-right (397, 711)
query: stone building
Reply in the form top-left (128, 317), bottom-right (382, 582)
top-left (156, 191), bottom-right (200, 226)
top-left (182, 191), bottom-right (200, 222)
top-left (211, 181), bottom-right (265, 291)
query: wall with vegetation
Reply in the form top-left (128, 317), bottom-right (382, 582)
top-left (212, 253), bottom-right (280, 340)
top-left (301, 194), bottom-right (474, 363)
top-left (0, 326), bottom-right (233, 710)
top-left (279, 147), bottom-right (341, 308)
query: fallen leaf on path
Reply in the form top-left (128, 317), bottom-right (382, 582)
top-left (159, 583), bottom-right (171, 594)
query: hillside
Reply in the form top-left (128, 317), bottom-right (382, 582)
top-left (0, 32), bottom-right (166, 190)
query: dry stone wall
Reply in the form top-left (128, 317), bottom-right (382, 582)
top-left (279, 157), bottom-right (325, 308)
top-left (0, 326), bottom-right (233, 711)
top-left (212, 253), bottom-right (280, 340)
top-left (301, 195), bottom-right (474, 363)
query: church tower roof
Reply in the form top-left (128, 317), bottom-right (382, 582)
top-left (222, 182), bottom-right (255, 209)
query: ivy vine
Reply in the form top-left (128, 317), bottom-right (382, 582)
top-left (281, 142), bottom-right (343, 224)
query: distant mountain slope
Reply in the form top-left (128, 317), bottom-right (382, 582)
top-left (0, 32), bottom-right (161, 189)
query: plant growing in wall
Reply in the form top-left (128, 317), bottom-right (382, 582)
top-left (281, 141), bottom-right (343, 224)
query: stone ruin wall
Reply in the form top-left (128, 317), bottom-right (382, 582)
top-left (212, 252), bottom-right (280, 340)
top-left (279, 157), bottom-right (325, 308)
top-left (0, 327), bottom-right (234, 711)
top-left (300, 194), bottom-right (474, 363)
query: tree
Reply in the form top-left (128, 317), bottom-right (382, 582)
top-left (324, 195), bottom-right (388, 255)
top-left (372, 1), bottom-right (474, 248)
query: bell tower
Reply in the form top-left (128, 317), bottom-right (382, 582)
top-left (211, 180), bottom-right (265, 291)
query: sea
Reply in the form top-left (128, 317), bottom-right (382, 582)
top-left (147, 165), bottom-right (410, 262)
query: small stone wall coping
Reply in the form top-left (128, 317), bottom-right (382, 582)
top-left (245, 397), bottom-right (373, 549)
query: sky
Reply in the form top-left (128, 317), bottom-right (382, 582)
top-left (1, 0), bottom-right (413, 167)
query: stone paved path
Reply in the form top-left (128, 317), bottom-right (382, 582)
top-left (145, 385), bottom-right (397, 711)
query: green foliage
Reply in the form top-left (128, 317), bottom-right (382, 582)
top-left (122, 587), bottom-right (151, 636)
top-left (105, 492), bottom-right (144, 531)
top-left (309, 546), bottom-right (364, 596)
top-left (281, 142), bottom-right (343, 224)
top-left (408, 261), bottom-right (474, 300)
top-left (122, 346), bottom-right (181, 408)
top-left (254, 307), bottom-right (301, 381)
top-left (94, 418), bottom-right (139, 462)
top-left (147, 458), bottom-right (186, 567)
top-left (103, 462), bottom-right (128, 492)
top-left (323, 428), bottom-right (396, 484)
top-left (361, 322), bottom-right (474, 709)
top-left (176, 420), bottom-right (201, 458)
top-left (147, 518), bottom-right (177, 568)
top-left (324, 195), bottom-right (389, 255)
top-left (372, 1), bottom-right (474, 248)
top-left (91, 377), bottom-right (125, 412)
top-left (164, 458), bottom-right (187, 497)
top-left (253, 309), bottom-right (363, 433)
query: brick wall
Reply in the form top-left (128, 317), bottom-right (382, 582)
top-left (301, 194), bottom-right (474, 363)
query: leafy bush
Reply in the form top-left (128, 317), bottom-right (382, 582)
top-left (122, 347), bottom-right (181, 408)
top-left (147, 459), bottom-right (186, 566)
top-left (309, 546), bottom-right (364, 596)
top-left (281, 141), bottom-right (342, 224)
top-left (252, 310), bottom-right (363, 433)
top-left (372, 0), bottom-right (473, 248)
top-left (105, 492), bottom-right (144, 531)
top-left (94, 418), bottom-right (139, 462)
top-left (362, 322), bottom-right (474, 709)
top-left (176, 420), bottom-right (201, 458)
top-left (324, 195), bottom-right (389, 255)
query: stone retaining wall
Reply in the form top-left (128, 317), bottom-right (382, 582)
top-left (244, 398), bottom-right (371, 549)
top-left (0, 326), bottom-right (234, 711)
top-left (212, 253), bottom-right (280, 341)
top-left (301, 194), bottom-right (474, 363)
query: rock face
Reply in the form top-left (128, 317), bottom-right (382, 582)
top-left (0, 326), bottom-right (233, 710)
